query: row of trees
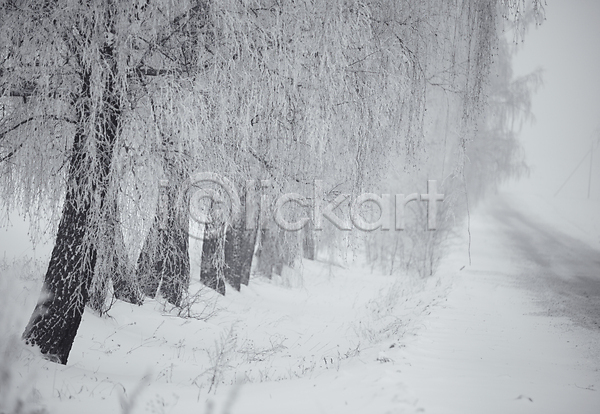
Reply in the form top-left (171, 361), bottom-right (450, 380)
top-left (0, 0), bottom-right (543, 364)
top-left (365, 34), bottom-right (542, 277)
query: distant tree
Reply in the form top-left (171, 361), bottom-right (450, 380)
top-left (191, 0), bottom-right (538, 289)
top-left (364, 14), bottom-right (544, 277)
top-left (464, 39), bottom-right (542, 200)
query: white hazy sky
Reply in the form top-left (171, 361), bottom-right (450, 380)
top-left (506, 0), bottom-right (600, 199)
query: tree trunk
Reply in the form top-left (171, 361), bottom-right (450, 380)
top-left (200, 227), bottom-right (226, 295)
top-left (89, 198), bottom-right (142, 314)
top-left (136, 180), bottom-right (190, 306)
top-left (22, 175), bottom-right (96, 364)
top-left (255, 228), bottom-right (295, 278)
top-left (223, 220), bottom-right (257, 290)
top-left (157, 181), bottom-right (190, 306)
top-left (200, 191), bottom-right (229, 296)
top-left (302, 222), bottom-right (316, 260)
top-left (23, 57), bottom-right (120, 364)
top-left (202, 184), bottom-right (258, 293)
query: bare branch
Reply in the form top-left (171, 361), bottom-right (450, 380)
top-left (135, 66), bottom-right (181, 77)
top-left (0, 114), bottom-right (74, 141)
top-left (0, 141), bottom-right (25, 164)
top-left (0, 114), bottom-right (75, 163)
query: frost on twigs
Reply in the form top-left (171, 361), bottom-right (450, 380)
top-left (194, 326), bottom-right (238, 395)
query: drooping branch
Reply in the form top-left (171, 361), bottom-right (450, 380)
top-left (135, 66), bottom-right (181, 77)
top-left (1, 115), bottom-right (76, 140)
top-left (0, 115), bottom-right (76, 163)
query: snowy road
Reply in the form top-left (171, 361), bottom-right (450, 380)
top-left (395, 195), bottom-right (600, 413)
top-left (492, 198), bottom-right (600, 331)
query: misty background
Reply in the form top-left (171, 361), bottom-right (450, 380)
top-left (507, 0), bottom-right (600, 199)
top-left (2, 0), bottom-right (599, 258)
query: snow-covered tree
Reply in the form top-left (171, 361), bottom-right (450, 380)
top-left (190, 0), bottom-right (544, 284)
top-left (1, 0), bottom-right (212, 363)
top-left (364, 13), bottom-right (543, 277)
top-left (0, 0), bottom-right (543, 363)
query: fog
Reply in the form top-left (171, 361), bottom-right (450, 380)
top-left (506, 0), bottom-right (600, 199)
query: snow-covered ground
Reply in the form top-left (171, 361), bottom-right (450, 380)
top-left (396, 193), bottom-right (600, 413)
top-left (497, 192), bottom-right (600, 252)
top-left (2, 192), bottom-right (600, 413)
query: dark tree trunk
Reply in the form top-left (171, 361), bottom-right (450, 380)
top-left (136, 180), bottom-right (190, 306)
top-left (223, 221), bottom-right (257, 290)
top-left (302, 222), bottom-right (316, 260)
top-left (157, 182), bottom-right (190, 306)
top-left (23, 50), bottom-right (120, 364)
top-left (199, 194), bottom-right (227, 295)
top-left (255, 228), bottom-right (293, 278)
top-left (200, 186), bottom-right (257, 294)
top-left (22, 175), bottom-right (96, 364)
top-left (200, 227), bottom-right (226, 295)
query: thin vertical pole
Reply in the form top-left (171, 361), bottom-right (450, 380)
top-left (588, 142), bottom-right (594, 199)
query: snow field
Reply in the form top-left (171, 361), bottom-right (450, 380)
top-left (4, 192), bottom-right (600, 413)
top-left (6, 250), bottom-right (449, 413)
